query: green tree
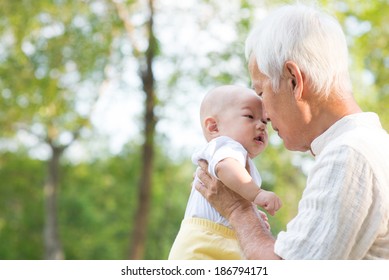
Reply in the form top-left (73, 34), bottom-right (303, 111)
top-left (0, 152), bottom-right (45, 259)
top-left (335, 0), bottom-right (389, 129)
top-left (0, 142), bottom-right (193, 259)
top-left (111, 0), bottom-right (160, 259)
top-left (0, 0), bottom-right (119, 259)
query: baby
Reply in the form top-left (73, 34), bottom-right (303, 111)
top-left (169, 85), bottom-right (282, 259)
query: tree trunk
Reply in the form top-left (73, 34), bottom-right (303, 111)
top-left (43, 145), bottom-right (65, 260)
top-left (129, 0), bottom-right (157, 260)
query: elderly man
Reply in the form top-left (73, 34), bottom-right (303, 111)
top-left (196, 4), bottom-right (389, 259)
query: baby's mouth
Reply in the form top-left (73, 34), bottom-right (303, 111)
top-left (254, 135), bottom-right (264, 143)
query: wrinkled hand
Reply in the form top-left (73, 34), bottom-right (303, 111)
top-left (195, 160), bottom-right (255, 221)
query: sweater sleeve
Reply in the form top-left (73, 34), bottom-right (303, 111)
top-left (275, 145), bottom-right (375, 259)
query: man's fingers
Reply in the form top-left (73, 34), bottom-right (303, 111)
top-left (198, 159), bottom-right (208, 170)
top-left (197, 160), bottom-right (212, 186)
top-left (257, 209), bottom-right (271, 230)
top-left (194, 179), bottom-right (206, 194)
top-left (195, 160), bottom-right (211, 197)
top-left (257, 209), bottom-right (267, 220)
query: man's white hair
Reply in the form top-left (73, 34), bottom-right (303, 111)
top-left (245, 3), bottom-right (352, 98)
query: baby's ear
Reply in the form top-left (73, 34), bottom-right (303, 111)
top-left (204, 116), bottom-right (219, 135)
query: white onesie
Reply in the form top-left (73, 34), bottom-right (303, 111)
top-left (184, 136), bottom-right (262, 227)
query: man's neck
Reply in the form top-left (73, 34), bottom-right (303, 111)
top-left (309, 94), bottom-right (362, 145)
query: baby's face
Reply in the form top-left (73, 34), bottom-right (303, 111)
top-left (217, 89), bottom-right (268, 158)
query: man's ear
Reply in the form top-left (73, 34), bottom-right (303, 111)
top-left (204, 116), bottom-right (219, 135)
top-left (284, 61), bottom-right (304, 100)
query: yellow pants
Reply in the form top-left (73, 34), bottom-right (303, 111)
top-left (168, 217), bottom-right (243, 260)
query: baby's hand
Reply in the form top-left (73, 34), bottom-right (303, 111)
top-left (253, 190), bottom-right (282, 216)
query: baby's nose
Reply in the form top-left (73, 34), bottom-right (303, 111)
top-left (257, 121), bottom-right (266, 130)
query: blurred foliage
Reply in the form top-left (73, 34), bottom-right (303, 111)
top-left (0, 0), bottom-right (388, 259)
top-left (0, 143), bottom-right (193, 259)
top-left (334, 0), bottom-right (389, 129)
top-left (0, 152), bottom-right (45, 259)
top-left (0, 0), bottom-right (120, 138)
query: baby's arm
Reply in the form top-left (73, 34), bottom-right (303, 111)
top-left (216, 158), bottom-right (281, 216)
